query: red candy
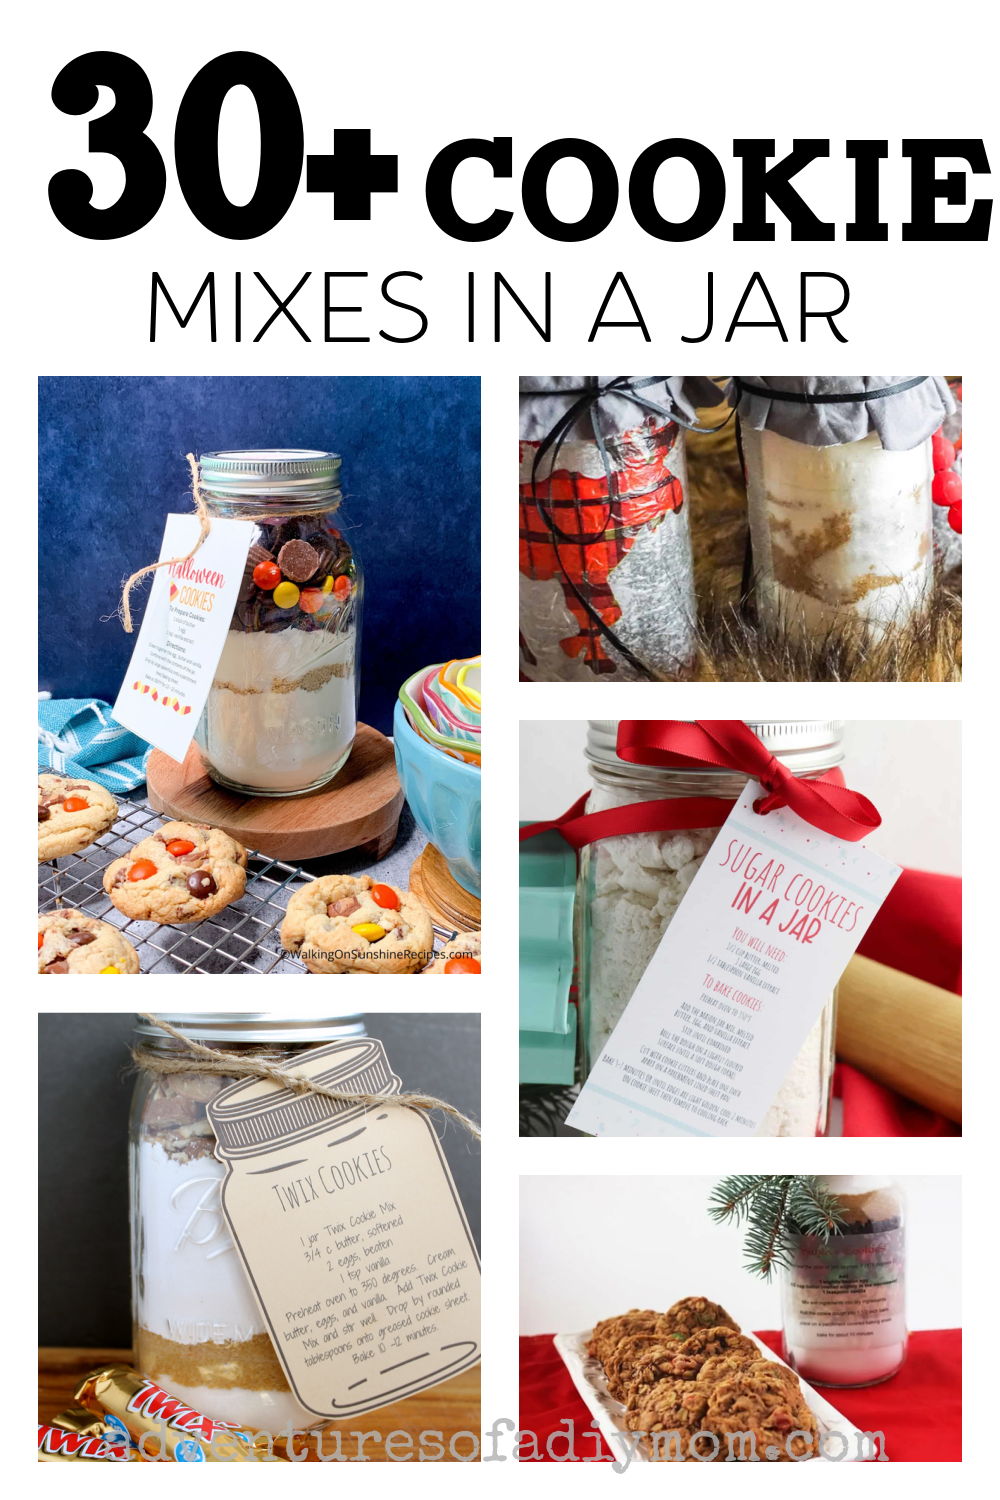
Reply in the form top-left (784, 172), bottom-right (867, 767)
top-left (931, 470), bottom-right (962, 508)
top-left (165, 839), bottom-right (195, 857)
top-left (371, 884), bottom-right (400, 910)
top-left (298, 589), bottom-right (324, 614)
top-left (931, 431), bottom-right (955, 471)
top-left (128, 859), bottom-right (158, 882)
top-left (948, 502), bottom-right (962, 535)
top-left (333, 575), bottom-right (351, 601)
top-left (253, 560), bottom-right (282, 590)
top-left (38, 931), bottom-right (44, 950)
top-left (62, 797), bottom-right (89, 812)
top-left (444, 957), bottom-right (481, 974)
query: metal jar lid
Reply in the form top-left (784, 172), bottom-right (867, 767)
top-left (134, 1012), bottom-right (367, 1044)
top-left (586, 720), bottom-right (845, 778)
top-left (198, 449), bottom-right (342, 498)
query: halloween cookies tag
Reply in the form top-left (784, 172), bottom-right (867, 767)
top-left (568, 781), bottom-right (902, 1138)
top-left (205, 1038), bottom-right (481, 1419)
top-left (112, 513), bottom-right (252, 762)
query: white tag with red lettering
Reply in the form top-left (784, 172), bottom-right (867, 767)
top-left (112, 513), bottom-right (252, 762)
top-left (567, 780), bottom-right (901, 1138)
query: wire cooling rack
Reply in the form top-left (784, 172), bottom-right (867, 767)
top-left (38, 796), bottom-right (456, 975)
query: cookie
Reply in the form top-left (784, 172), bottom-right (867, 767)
top-left (626, 1379), bottom-right (716, 1462)
top-left (666, 1327), bottom-right (762, 1379)
top-left (38, 774), bottom-right (118, 862)
top-left (660, 1297), bottom-right (739, 1339)
top-left (605, 1333), bottom-right (676, 1402)
top-left (706, 1365), bottom-right (818, 1461)
top-left (103, 822), bottom-right (247, 924)
top-left (423, 931), bottom-right (481, 973)
top-left (38, 909), bottom-right (140, 974)
top-left (280, 875), bottom-right (434, 974)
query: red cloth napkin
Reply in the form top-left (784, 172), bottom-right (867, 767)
top-left (519, 1329), bottom-right (961, 1462)
top-left (841, 867), bottom-right (961, 1136)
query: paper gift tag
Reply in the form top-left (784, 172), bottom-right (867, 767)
top-left (112, 514), bottom-right (252, 762)
top-left (206, 1039), bottom-right (481, 1419)
top-left (567, 781), bottom-right (902, 1138)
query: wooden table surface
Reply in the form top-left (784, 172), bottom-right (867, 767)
top-left (40, 1349), bottom-right (480, 1462)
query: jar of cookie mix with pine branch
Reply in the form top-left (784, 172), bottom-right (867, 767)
top-left (129, 1013), bottom-right (366, 1431)
top-left (578, 720), bottom-right (845, 1136)
top-left (194, 450), bottom-right (362, 796)
top-left (730, 378), bottom-right (955, 645)
top-left (780, 1176), bottom-right (907, 1387)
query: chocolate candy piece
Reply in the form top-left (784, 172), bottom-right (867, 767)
top-left (42, 959), bottom-right (70, 973)
top-left (328, 895), bottom-right (361, 918)
top-left (73, 1364), bottom-right (265, 1462)
top-left (277, 539), bottom-right (320, 582)
top-left (38, 1423), bottom-right (135, 1462)
top-left (38, 805), bottom-right (50, 822)
top-left (68, 929), bottom-right (97, 947)
top-left (247, 543), bottom-right (275, 567)
top-left (187, 870), bottom-right (217, 899)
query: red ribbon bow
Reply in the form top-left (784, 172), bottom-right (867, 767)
top-left (519, 720), bottom-right (880, 851)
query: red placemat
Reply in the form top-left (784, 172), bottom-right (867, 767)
top-left (519, 1329), bottom-right (961, 1462)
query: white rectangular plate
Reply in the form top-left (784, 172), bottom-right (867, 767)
top-left (553, 1328), bottom-right (878, 1463)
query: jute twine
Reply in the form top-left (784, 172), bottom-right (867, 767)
top-left (119, 454), bottom-right (211, 633)
top-left (132, 1013), bottom-right (482, 1142)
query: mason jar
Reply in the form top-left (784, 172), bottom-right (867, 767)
top-left (194, 450), bottom-right (363, 796)
top-left (742, 425), bottom-right (934, 640)
top-left (130, 1012), bottom-right (366, 1432)
top-left (781, 1176), bottom-right (907, 1387)
top-left (578, 720), bottom-right (844, 1137)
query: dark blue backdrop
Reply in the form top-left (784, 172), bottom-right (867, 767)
top-left (38, 376), bottom-right (480, 737)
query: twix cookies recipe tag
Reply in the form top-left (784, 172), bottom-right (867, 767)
top-left (567, 781), bottom-right (902, 1138)
top-left (112, 513), bottom-right (252, 761)
top-left (206, 1038), bottom-right (481, 1419)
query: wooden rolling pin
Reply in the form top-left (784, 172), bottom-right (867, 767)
top-left (836, 955), bottom-right (961, 1122)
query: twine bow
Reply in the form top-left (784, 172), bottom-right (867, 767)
top-left (519, 720), bottom-right (880, 851)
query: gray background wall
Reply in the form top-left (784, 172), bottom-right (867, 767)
top-left (38, 1013), bottom-right (480, 1347)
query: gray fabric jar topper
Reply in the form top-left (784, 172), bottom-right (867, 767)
top-left (519, 376), bottom-right (725, 447)
top-left (726, 376), bottom-right (955, 451)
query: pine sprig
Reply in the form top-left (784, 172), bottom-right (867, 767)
top-left (709, 1175), bottom-right (847, 1281)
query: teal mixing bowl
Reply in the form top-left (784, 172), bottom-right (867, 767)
top-left (394, 698), bottom-right (481, 895)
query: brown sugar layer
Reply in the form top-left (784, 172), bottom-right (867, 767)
top-left (137, 1327), bottom-right (291, 1394)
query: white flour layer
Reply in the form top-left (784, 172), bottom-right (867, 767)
top-left (584, 785), bottom-right (829, 1136)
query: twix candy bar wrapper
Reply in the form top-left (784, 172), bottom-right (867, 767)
top-left (38, 1424), bottom-right (138, 1462)
top-left (73, 1364), bottom-right (275, 1462)
top-left (52, 1405), bottom-right (118, 1439)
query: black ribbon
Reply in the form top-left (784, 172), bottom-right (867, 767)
top-left (733, 376), bottom-right (929, 405)
top-left (527, 378), bottom-right (732, 680)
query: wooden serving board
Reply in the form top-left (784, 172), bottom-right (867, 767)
top-left (39, 1348), bottom-right (481, 1462)
top-left (410, 843), bottom-right (481, 931)
top-left (147, 724), bottom-right (404, 863)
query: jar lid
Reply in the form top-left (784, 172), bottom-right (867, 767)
top-left (198, 449), bottom-right (342, 497)
top-left (134, 1012), bottom-right (367, 1044)
top-left (586, 721), bottom-right (845, 777)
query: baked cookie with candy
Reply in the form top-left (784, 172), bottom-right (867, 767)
top-left (423, 931), bottom-right (481, 973)
top-left (103, 822), bottom-right (247, 924)
top-left (38, 909), bottom-right (140, 974)
top-left (280, 874), bottom-right (434, 974)
top-left (706, 1366), bottom-right (818, 1461)
top-left (660, 1297), bottom-right (740, 1340)
top-left (38, 774), bottom-right (118, 862)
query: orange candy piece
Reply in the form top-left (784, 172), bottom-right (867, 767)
top-left (166, 839), bottom-right (195, 857)
top-left (38, 931), bottom-right (44, 950)
top-left (333, 575), bottom-right (351, 601)
top-left (128, 859), bottom-right (158, 881)
top-left (298, 589), bottom-right (324, 614)
top-left (444, 957), bottom-right (481, 974)
top-left (371, 884), bottom-right (400, 910)
top-left (62, 797), bottom-right (89, 812)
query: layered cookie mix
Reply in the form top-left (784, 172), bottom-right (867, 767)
top-left (38, 909), bottom-right (140, 974)
top-left (280, 874), bottom-right (434, 974)
top-left (38, 774), bottom-right (118, 862)
top-left (103, 822), bottom-right (247, 924)
top-left (134, 1064), bottom-right (320, 1430)
top-left (424, 931), bottom-right (481, 973)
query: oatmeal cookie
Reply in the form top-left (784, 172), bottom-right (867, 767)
top-left (666, 1326), bottom-right (762, 1379)
top-left (280, 874), bottom-right (434, 974)
top-left (38, 909), bottom-right (140, 974)
top-left (103, 822), bottom-right (247, 924)
top-left (660, 1297), bottom-right (740, 1339)
top-left (626, 1379), bottom-right (717, 1462)
top-left (588, 1310), bottom-right (663, 1366)
top-left (605, 1333), bottom-right (676, 1401)
top-left (423, 931), bottom-right (481, 973)
top-left (706, 1365), bottom-right (818, 1461)
top-left (38, 774), bottom-right (118, 862)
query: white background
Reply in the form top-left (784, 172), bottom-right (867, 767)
top-left (20, 0), bottom-right (988, 1476)
top-left (520, 1174), bottom-right (961, 1335)
top-left (519, 720), bottom-right (962, 874)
